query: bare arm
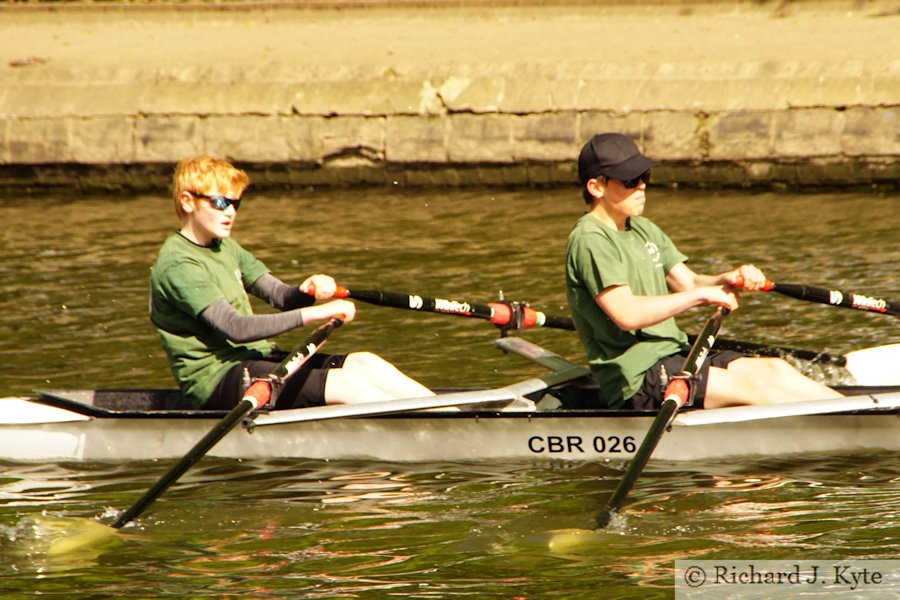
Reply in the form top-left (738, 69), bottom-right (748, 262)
top-left (667, 262), bottom-right (768, 292)
top-left (595, 284), bottom-right (736, 331)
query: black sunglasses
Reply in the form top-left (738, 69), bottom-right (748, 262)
top-left (618, 170), bottom-right (651, 189)
top-left (193, 192), bottom-right (242, 212)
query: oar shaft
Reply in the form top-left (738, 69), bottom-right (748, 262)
top-left (338, 284), bottom-right (849, 365)
top-left (338, 287), bottom-right (494, 320)
top-left (705, 337), bottom-right (846, 366)
top-left (334, 285), bottom-right (575, 331)
top-left (596, 306), bottom-right (728, 528)
top-left (111, 317), bottom-right (343, 529)
top-left (763, 281), bottom-right (900, 318)
top-left (110, 389), bottom-right (265, 529)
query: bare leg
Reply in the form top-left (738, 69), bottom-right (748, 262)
top-left (323, 351), bottom-right (434, 405)
top-left (704, 357), bottom-right (844, 409)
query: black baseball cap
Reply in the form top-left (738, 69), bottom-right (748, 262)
top-left (578, 133), bottom-right (657, 184)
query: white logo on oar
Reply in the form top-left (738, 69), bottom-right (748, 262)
top-left (409, 295), bottom-right (424, 310)
top-left (829, 290), bottom-right (844, 306)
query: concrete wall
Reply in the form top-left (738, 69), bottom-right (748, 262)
top-left (0, 1), bottom-right (898, 191)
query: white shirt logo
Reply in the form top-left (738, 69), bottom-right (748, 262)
top-left (645, 242), bottom-right (662, 268)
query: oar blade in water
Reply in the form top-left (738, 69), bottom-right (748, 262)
top-left (45, 518), bottom-right (119, 556)
top-left (11, 516), bottom-right (120, 559)
top-left (545, 524), bottom-right (626, 554)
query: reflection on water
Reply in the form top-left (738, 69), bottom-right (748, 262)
top-left (1, 188), bottom-right (897, 397)
top-left (1, 187), bottom-right (898, 595)
top-left (1, 454), bottom-right (898, 595)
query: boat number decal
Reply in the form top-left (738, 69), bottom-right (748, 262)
top-left (528, 435), bottom-right (638, 455)
top-left (433, 298), bottom-right (473, 315)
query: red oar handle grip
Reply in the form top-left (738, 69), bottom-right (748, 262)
top-left (306, 282), bottom-right (351, 299)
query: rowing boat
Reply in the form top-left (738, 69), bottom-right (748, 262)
top-left (3, 337), bottom-right (898, 464)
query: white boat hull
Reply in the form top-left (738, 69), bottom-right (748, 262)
top-left (4, 337), bottom-right (898, 464)
top-left (2, 397), bottom-right (897, 463)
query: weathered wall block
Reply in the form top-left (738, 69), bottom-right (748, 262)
top-left (448, 114), bottom-right (515, 163)
top-left (511, 113), bottom-right (577, 161)
top-left (774, 109), bottom-right (845, 157)
top-left (385, 115), bottom-right (447, 163)
top-left (69, 117), bottom-right (135, 164)
top-left (134, 116), bottom-right (204, 162)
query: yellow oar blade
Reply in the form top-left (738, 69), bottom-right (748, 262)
top-left (546, 524), bottom-right (626, 554)
top-left (16, 516), bottom-right (120, 559)
top-left (45, 518), bottom-right (118, 556)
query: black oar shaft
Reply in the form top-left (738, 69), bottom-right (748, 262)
top-left (693, 336), bottom-right (846, 366)
top-left (596, 306), bottom-right (729, 528)
top-left (335, 286), bottom-right (572, 330)
top-left (341, 285), bottom-right (853, 366)
top-left (344, 288), bottom-right (495, 321)
top-left (767, 282), bottom-right (900, 318)
top-left (110, 317), bottom-right (343, 529)
top-left (110, 394), bottom-right (261, 529)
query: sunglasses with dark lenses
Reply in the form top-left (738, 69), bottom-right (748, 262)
top-left (193, 193), bottom-right (242, 212)
top-left (620, 170), bottom-right (652, 189)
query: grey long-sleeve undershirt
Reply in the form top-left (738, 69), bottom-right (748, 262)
top-left (199, 273), bottom-right (316, 343)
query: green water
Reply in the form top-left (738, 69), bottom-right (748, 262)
top-left (1, 187), bottom-right (898, 597)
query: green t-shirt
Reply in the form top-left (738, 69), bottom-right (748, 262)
top-left (150, 233), bottom-right (275, 407)
top-left (565, 214), bottom-right (690, 407)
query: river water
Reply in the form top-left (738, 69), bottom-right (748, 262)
top-left (1, 186), bottom-right (898, 597)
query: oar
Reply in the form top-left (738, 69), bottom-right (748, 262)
top-left (759, 281), bottom-right (899, 318)
top-left (595, 305), bottom-right (730, 529)
top-left (691, 335), bottom-right (846, 367)
top-left (334, 284), bottom-right (853, 366)
top-left (108, 316), bottom-right (344, 530)
top-left (333, 285), bottom-right (574, 331)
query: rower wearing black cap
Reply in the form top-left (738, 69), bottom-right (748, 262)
top-left (565, 133), bottom-right (843, 410)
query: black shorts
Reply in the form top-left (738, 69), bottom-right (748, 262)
top-left (206, 352), bottom-right (348, 410)
top-left (626, 350), bottom-right (744, 410)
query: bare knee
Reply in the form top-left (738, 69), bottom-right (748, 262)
top-left (729, 356), bottom-right (795, 379)
top-left (344, 351), bottom-right (391, 371)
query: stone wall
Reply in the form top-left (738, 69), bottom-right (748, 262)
top-left (1, 1), bottom-right (898, 191)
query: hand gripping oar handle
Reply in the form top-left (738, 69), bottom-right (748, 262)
top-left (110, 317), bottom-right (344, 529)
top-left (596, 306), bottom-right (730, 529)
top-left (761, 281), bottom-right (900, 318)
top-left (333, 285), bottom-right (576, 331)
